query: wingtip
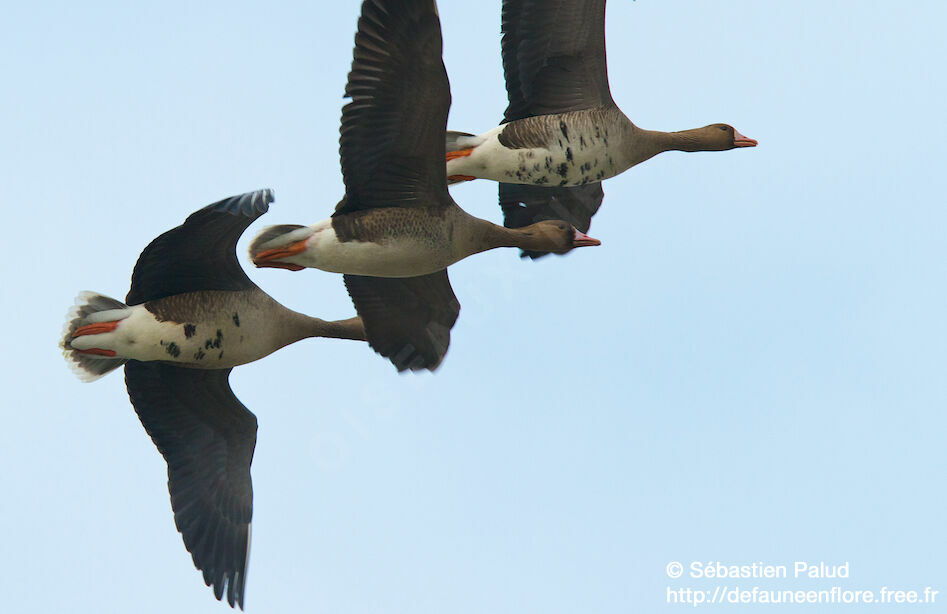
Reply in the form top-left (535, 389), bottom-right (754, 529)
top-left (213, 189), bottom-right (275, 218)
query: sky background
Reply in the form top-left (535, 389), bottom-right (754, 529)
top-left (3, 1), bottom-right (946, 612)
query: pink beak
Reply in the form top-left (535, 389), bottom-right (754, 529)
top-left (573, 229), bottom-right (602, 248)
top-left (733, 129), bottom-right (758, 147)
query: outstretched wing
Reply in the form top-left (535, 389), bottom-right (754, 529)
top-left (499, 182), bottom-right (604, 259)
top-left (126, 189), bottom-right (272, 306)
top-left (501, 0), bottom-right (612, 122)
top-left (335, 0), bottom-right (451, 215)
top-left (497, 0), bottom-right (610, 254)
top-left (124, 362), bottom-right (257, 609)
top-left (344, 270), bottom-right (460, 371)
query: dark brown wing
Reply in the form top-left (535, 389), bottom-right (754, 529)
top-left (500, 182), bottom-right (604, 259)
top-left (126, 190), bottom-right (271, 306)
top-left (335, 0), bottom-right (451, 215)
top-left (498, 0), bottom-right (610, 257)
top-left (124, 362), bottom-right (257, 609)
top-left (344, 270), bottom-right (460, 372)
top-left (501, 0), bottom-right (612, 122)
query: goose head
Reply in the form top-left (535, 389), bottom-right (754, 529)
top-left (517, 220), bottom-right (602, 254)
top-left (686, 124), bottom-right (758, 151)
top-left (250, 224), bottom-right (314, 271)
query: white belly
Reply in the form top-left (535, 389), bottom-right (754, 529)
top-left (447, 124), bottom-right (625, 186)
top-left (298, 221), bottom-right (455, 278)
top-left (69, 303), bottom-right (277, 368)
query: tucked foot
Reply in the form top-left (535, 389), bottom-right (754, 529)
top-left (252, 239), bottom-right (308, 270)
top-left (445, 148), bottom-right (474, 162)
top-left (61, 291), bottom-right (130, 381)
top-left (72, 320), bottom-right (121, 338)
top-left (447, 175), bottom-right (476, 183)
top-left (75, 348), bottom-right (117, 357)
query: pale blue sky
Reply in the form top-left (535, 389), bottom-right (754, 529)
top-left (3, 1), bottom-right (946, 612)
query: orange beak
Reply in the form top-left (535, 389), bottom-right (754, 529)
top-left (733, 129), bottom-right (758, 147)
top-left (573, 229), bottom-right (602, 248)
top-left (252, 239), bottom-right (309, 271)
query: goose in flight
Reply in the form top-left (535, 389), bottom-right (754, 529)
top-left (61, 189), bottom-right (365, 608)
top-left (250, 0), bottom-right (600, 371)
top-left (445, 0), bottom-right (757, 256)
